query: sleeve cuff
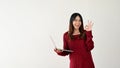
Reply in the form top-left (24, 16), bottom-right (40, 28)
top-left (85, 31), bottom-right (93, 38)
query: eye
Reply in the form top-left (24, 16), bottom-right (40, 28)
top-left (79, 20), bottom-right (81, 22)
top-left (74, 19), bottom-right (81, 22)
top-left (74, 19), bottom-right (77, 22)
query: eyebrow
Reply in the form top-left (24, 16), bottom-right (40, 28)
top-left (74, 19), bottom-right (81, 21)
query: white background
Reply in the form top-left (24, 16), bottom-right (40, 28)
top-left (0, 0), bottom-right (120, 68)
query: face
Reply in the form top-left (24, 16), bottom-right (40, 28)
top-left (73, 16), bottom-right (81, 30)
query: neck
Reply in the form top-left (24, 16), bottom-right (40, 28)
top-left (73, 29), bottom-right (80, 35)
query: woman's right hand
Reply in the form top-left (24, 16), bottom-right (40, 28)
top-left (54, 48), bottom-right (63, 54)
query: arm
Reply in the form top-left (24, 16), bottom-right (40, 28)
top-left (56, 33), bottom-right (70, 56)
top-left (85, 31), bottom-right (94, 51)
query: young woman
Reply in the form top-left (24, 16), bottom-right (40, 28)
top-left (54, 13), bottom-right (95, 68)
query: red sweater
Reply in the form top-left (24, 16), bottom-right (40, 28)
top-left (57, 31), bottom-right (95, 68)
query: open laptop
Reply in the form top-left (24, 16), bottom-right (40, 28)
top-left (50, 36), bottom-right (73, 52)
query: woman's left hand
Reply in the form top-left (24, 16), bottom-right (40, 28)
top-left (84, 20), bottom-right (94, 31)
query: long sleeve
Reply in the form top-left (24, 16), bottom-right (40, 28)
top-left (85, 31), bottom-right (94, 51)
top-left (57, 32), bottom-right (70, 56)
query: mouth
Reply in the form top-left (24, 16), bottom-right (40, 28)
top-left (75, 25), bottom-right (80, 27)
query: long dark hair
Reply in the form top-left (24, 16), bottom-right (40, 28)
top-left (68, 13), bottom-right (86, 40)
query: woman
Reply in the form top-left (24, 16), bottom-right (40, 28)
top-left (54, 13), bottom-right (95, 68)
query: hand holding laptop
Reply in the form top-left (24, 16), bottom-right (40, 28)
top-left (54, 48), bottom-right (73, 53)
top-left (54, 48), bottom-right (63, 54)
top-left (50, 35), bottom-right (73, 53)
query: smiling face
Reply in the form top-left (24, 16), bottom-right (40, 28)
top-left (72, 16), bottom-right (81, 30)
top-left (69, 13), bottom-right (84, 39)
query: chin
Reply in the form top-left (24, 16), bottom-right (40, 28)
top-left (74, 28), bottom-right (79, 30)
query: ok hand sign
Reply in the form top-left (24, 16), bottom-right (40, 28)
top-left (84, 20), bottom-right (94, 31)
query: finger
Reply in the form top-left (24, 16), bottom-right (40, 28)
top-left (88, 20), bottom-right (90, 24)
top-left (91, 23), bottom-right (94, 26)
top-left (88, 20), bottom-right (92, 26)
top-left (88, 21), bottom-right (93, 26)
top-left (90, 21), bottom-right (92, 25)
top-left (89, 21), bottom-right (93, 27)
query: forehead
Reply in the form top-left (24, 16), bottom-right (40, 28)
top-left (75, 16), bottom-right (80, 20)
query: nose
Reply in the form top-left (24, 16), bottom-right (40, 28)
top-left (76, 21), bottom-right (80, 25)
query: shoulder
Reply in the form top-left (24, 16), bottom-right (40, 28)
top-left (64, 31), bottom-right (68, 36)
top-left (63, 31), bottom-right (69, 39)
